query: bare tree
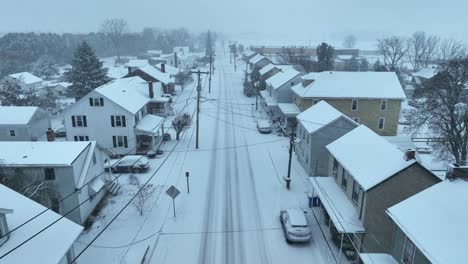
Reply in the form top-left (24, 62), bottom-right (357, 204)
top-left (377, 36), bottom-right (408, 71)
top-left (172, 113), bottom-right (191, 140)
top-left (438, 39), bottom-right (467, 62)
top-left (130, 175), bottom-right (157, 216)
top-left (100, 18), bottom-right (128, 60)
top-left (406, 58), bottom-right (468, 165)
top-left (343, 34), bottom-right (357, 49)
top-left (407, 32), bottom-right (439, 70)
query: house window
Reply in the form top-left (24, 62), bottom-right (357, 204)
top-left (341, 169), bottom-right (348, 190)
top-left (332, 158), bottom-right (339, 178)
top-left (352, 117), bottom-right (360, 123)
top-left (111, 115), bottom-right (126, 127)
top-left (402, 238), bottom-right (416, 264)
top-left (380, 99), bottom-right (388, 111)
top-left (9, 130), bottom-right (15, 137)
top-left (44, 168), bottom-right (55, 181)
top-left (351, 99), bottom-right (358, 111)
top-left (352, 180), bottom-right (360, 205)
top-left (74, 136), bottom-right (89, 141)
top-left (112, 136), bottom-right (128, 148)
top-left (89, 97), bottom-right (104, 107)
top-left (378, 117), bottom-right (385, 130)
top-left (72, 115), bottom-right (87, 127)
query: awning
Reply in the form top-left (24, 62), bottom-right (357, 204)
top-left (309, 177), bottom-right (366, 233)
top-left (89, 178), bottom-right (105, 195)
top-left (136, 114), bottom-right (164, 135)
top-left (359, 254), bottom-right (398, 264)
top-left (278, 103), bottom-right (301, 116)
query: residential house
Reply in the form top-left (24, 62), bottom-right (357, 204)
top-left (309, 125), bottom-right (440, 260)
top-left (126, 59), bottom-right (149, 73)
top-left (0, 106), bottom-right (51, 141)
top-left (0, 141), bottom-right (109, 225)
top-left (292, 71), bottom-right (406, 136)
top-left (242, 50), bottom-right (257, 62)
top-left (3, 72), bottom-right (43, 91)
top-left (296, 101), bottom-right (358, 175)
top-left (124, 63), bottom-right (176, 95)
top-left (411, 67), bottom-right (438, 87)
top-left (249, 54), bottom-right (271, 70)
top-left (276, 103), bottom-right (301, 134)
top-left (52, 82), bottom-right (72, 97)
top-left (63, 77), bottom-right (166, 155)
top-left (259, 64), bottom-right (292, 83)
top-left (0, 184), bottom-right (83, 264)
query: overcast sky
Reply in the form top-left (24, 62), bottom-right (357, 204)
top-left (1, 0), bottom-right (467, 47)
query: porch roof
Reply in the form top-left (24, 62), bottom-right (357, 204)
top-left (259, 90), bottom-right (277, 107)
top-left (278, 103), bottom-right (301, 116)
top-left (309, 177), bottom-right (365, 234)
top-left (135, 114), bottom-right (164, 135)
top-left (359, 254), bottom-right (398, 264)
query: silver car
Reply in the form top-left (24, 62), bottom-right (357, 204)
top-left (105, 155), bottom-right (150, 173)
top-left (280, 208), bottom-right (312, 243)
top-left (257, 120), bottom-right (272, 134)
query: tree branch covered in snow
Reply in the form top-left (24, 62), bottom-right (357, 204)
top-left (377, 36), bottom-right (408, 71)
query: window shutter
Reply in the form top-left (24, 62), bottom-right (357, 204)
top-left (72, 116), bottom-right (76, 127)
top-left (112, 136), bottom-right (117, 148)
top-left (83, 116), bottom-right (87, 127)
top-left (122, 116), bottom-right (126, 127)
top-left (100, 98), bottom-right (104, 106)
top-left (89, 98), bottom-right (94, 106)
top-left (124, 136), bottom-right (128, 148)
top-left (111, 116), bottom-right (115, 127)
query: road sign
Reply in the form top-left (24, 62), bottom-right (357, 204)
top-left (166, 185), bottom-right (180, 199)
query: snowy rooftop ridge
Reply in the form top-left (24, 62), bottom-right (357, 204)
top-left (136, 64), bottom-right (174, 84)
top-left (292, 71), bottom-right (406, 99)
top-left (326, 125), bottom-right (416, 190)
top-left (8, 72), bottom-right (43, 84)
top-left (296, 101), bottom-right (356, 134)
top-left (259, 64), bottom-right (292, 76)
top-left (265, 68), bottom-right (301, 90)
top-left (249, 54), bottom-right (266, 64)
top-left (412, 67), bottom-right (438, 79)
top-left (127, 59), bottom-right (149, 68)
top-left (242, 50), bottom-right (256, 57)
top-left (0, 184), bottom-right (83, 264)
top-left (0, 106), bottom-right (40, 125)
top-left (387, 179), bottom-right (468, 264)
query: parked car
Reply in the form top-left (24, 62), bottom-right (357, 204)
top-left (416, 146), bottom-right (432, 154)
top-left (54, 126), bottom-right (66, 137)
top-left (105, 155), bottom-right (150, 173)
top-left (162, 94), bottom-right (173, 103)
top-left (280, 208), bottom-right (312, 243)
top-left (257, 120), bottom-right (272, 134)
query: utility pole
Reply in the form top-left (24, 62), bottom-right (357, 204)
top-left (209, 53), bottom-right (213, 93)
top-left (233, 43), bottom-right (237, 72)
top-left (189, 69), bottom-right (209, 149)
top-left (285, 128), bottom-right (296, 190)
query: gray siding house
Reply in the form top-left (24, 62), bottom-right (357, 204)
top-left (0, 106), bottom-right (51, 141)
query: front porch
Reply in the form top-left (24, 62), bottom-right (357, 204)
top-left (147, 98), bottom-right (172, 117)
top-left (135, 114), bottom-right (165, 154)
top-left (277, 103), bottom-right (301, 135)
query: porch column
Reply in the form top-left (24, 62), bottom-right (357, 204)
top-left (338, 233), bottom-right (344, 264)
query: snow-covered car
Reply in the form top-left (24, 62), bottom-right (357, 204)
top-left (162, 94), bottom-right (173, 103)
top-left (54, 127), bottom-right (66, 137)
top-left (416, 146), bottom-right (432, 154)
top-left (105, 155), bottom-right (150, 173)
top-left (257, 120), bottom-right (272, 134)
top-left (280, 208), bottom-right (312, 243)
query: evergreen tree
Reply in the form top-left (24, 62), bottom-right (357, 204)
top-left (316, 42), bottom-right (335, 71)
top-left (33, 55), bottom-right (59, 79)
top-left (65, 42), bottom-right (110, 99)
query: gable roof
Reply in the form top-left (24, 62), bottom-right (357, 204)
top-left (96, 77), bottom-right (160, 114)
top-left (265, 68), bottom-right (301, 90)
top-left (0, 184), bottom-right (83, 264)
top-left (326, 125), bottom-right (416, 190)
top-left (259, 64), bottom-right (292, 76)
top-left (297, 101), bottom-right (357, 134)
top-left (249, 54), bottom-right (266, 64)
top-left (292, 71), bottom-right (406, 99)
top-left (242, 50), bottom-right (256, 57)
top-left (8, 72), bottom-right (43, 84)
top-left (0, 106), bottom-right (41, 125)
top-left (155, 62), bottom-right (180, 76)
top-left (135, 64), bottom-right (174, 84)
top-left (0, 141), bottom-right (91, 167)
top-left (412, 67), bottom-right (438, 79)
top-left (127, 59), bottom-right (148, 68)
top-left (387, 179), bottom-right (468, 264)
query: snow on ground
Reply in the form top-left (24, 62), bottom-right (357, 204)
top-left (74, 50), bottom-right (334, 264)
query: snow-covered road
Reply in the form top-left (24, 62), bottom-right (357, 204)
top-left (75, 50), bottom-right (336, 264)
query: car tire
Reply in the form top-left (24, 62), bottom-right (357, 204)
top-left (132, 167), bottom-right (141, 173)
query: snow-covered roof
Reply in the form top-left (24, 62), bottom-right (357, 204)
top-left (53, 82), bottom-right (72, 88)
top-left (259, 64), bottom-right (292, 76)
top-left (0, 184), bottom-right (83, 264)
top-left (136, 64), bottom-right (174, 84)
top-left (412, 67), bottom-right (438, 79)
top-left (292, 71), bottom-right (406, 99)
top-left (259, 90), bottom-right (277, 106)
top-left (387, 179), bottom-right (468, 264)
top-left (296, 101), bottom-right (356, 134)
top-left (0, 106), bottom-right (41, 125)
top-left (301, 72), bottom-right (321, 80)
top-left (135, 114), bottom-right (165, 135)
top-left (127, 59), bottom-right (148, 68)
top-left (249, 54), bottom-right (266, 64)
top-left (326, 125), bottom-right (417, 191)
top-left (8, 72), bottom-right (43, 84)
top-left (147, 50), bottom-right (162, 55)
top-left (309, 177), bottom-right (365, 233)
top-left (359, 254), bottom-right (398, 264)
top-left (383, 136), bottom-right (421, 163)
top-left (265, 68), bottom-right (301, 90)
top-left (96, 77), bottom-right (161, 114)
top-left (0, 141), bottom-right (91, 167)
top-left (242, 50), bottom-right (256, 57)
top-left (277, 103), bottom-right (301, 116)
top-left (155, 62), bottom-right (180, 76)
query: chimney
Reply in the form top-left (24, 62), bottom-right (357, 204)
top-left (161, 63), bottom-right (166, 73)
top-left (0, 208), bottom-right (13, 245)
top-left (446, 163), bottom-right (468, 181)
top-left (174, 52), bottom-right (178, 68)
top-left (404, 149), bottom-right (416, 161)
top-left (148, 81), bottom-right (154, 99)
top-left (46, 128), bottom-right (55, 142)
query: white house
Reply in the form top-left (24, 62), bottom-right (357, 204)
top-left (0, 184), bottom-right (83, 264)
top-left (126, 59), bottom-right (149, 73)
top-left (63, 77), bottom-right (166, 156)
top-left (124, 64), bottom-right (175, 95)
top-left (0, 106), bottom-right (51, 141)
top-left (3, 72), bottom-right (43, 91)
top-left (249, 54), bottom-right (271, 70)
top-left (0, 141), bottom-right (108, 225)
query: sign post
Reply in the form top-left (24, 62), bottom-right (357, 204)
top-left (165, 185), bottom-right (181, 217)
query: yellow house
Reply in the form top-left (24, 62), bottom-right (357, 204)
top-left (292, 72), bottom-right (406, 136)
